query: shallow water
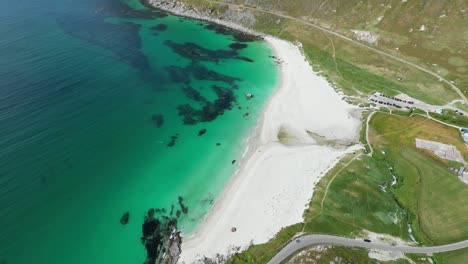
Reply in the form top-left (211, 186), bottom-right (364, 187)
top-left (0, 0), bottom-right (277, 263)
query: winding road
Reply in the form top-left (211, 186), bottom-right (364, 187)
top-left (204, 0), bottom-right (466, 103)
top-left (267, 234), bottom-right (468, 264)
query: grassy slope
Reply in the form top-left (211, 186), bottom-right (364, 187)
top-left (285, 245), bottom-right (415, 264)
top-left (245, 0), bottom-right (468, 95)
top-left (434, 247), bottom-right (468, 264)
top-left (369, 114), bottom-right (468, 245)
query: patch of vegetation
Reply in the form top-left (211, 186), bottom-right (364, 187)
top-left (392, 109), bottom-right (411, 117)
top-left (433, 247), bottom-right (468, 264)
top-left (454, 102), bottom-right (468, 113)
top-left (429, 109), bottom-right (468, 128)
top-left (370, 113), bottom-right (468, 245)
top-left (303, 153), bottom-right (409, 239)
top-left (226, 224), bottom-right (303, 264)
top-left (359, 111), bottom-right (371, 153)
top-left (410, 108), bottom-right (427, 116)
top-left (285, 245), bottom-right (411, 264)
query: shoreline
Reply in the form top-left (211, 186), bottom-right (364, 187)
top-left (143, 1), bottom-right (362, 262)
top-left (178, 36), bottom-right (362, 262)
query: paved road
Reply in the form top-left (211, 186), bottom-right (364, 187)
top-left (267, 235), bottom-right (468, 264)
top-left (205, 0), bottom-right (466, 103)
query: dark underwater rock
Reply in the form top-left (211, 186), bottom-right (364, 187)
top-left (177, 85), bottom-right (237, 125)
top-left (238, 56), bottom-right (254, 62)
top-left (167, 134), bottom-right (178, 147)
top-left (198, 129), bottom-right (207, 136)
top-left (178, 196), bottom-right (188, 215)
top-left (170, 204), bottom-right (174, 215)
top-left (120, 212), bottom-right (130, 225)
top-left (152, 23), bottom-right (167, 31)
top-left (164, 40), bottom-right (237, 62)
top-left (183, 86), bottom-right (207, 102)
top-left (165, 65), bottom-right (191, 83)
top-left (151, 114), bottom-right (164, 128)
top-left (229, 42), bottom-right (248, 50)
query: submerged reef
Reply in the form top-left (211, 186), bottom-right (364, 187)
top-left (165, 41), bottom-right (253, 63)
top-left (229, 42), bottom-right (248, 50)
top-left (167, 134), bottom-right (179, 147)
top-left (182, 86), bottom-right (207, 102)
top-left (177, 85), bottom-right (236, 125)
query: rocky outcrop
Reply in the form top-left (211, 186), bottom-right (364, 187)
top-left (146, 0), bottom-right (259, 36)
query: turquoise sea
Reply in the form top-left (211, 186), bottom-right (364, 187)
top-left (0, 0), bottom-right (277, 263)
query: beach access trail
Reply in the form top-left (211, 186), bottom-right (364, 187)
top-left (179, 37), bottom-right (361, 262)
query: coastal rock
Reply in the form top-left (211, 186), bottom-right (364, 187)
top-left (198, 128), bottom-right (207, 136)
top-left (167, 134), bottom-right (178, 147)
top-left (152, 23), bottom-right (168, 31)
top-left (151, 114), bottom-right (164, 128)
top-left (120, 211), bottom-right (130, 225)
top-left (146, 0), bottom-right (259, 35)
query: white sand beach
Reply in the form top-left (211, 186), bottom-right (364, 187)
top-left (180, 37), bottom-right (362, 262)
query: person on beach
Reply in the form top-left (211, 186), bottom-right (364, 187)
top-left (142, 209), bottom-right (161, 264)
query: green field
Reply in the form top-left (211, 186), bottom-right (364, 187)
top-left (434, 248), bottom-right (468, 264)
top-left (369, 113), bottom-right (468, 245)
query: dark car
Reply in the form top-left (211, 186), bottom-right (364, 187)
top-left (364, 239), bottom-right (371, 243)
